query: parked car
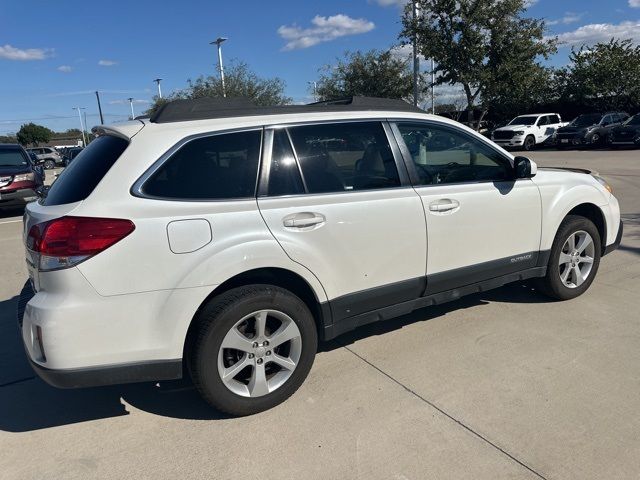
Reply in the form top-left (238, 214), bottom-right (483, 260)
top-left (608, 113), bottom-right (640, 148)
top-left (556, 112), bottom-right (629, 147)
top-left (18, 97), bottom-right (622, 415)
top-left (27, 147), bottom-right (65, 169)
top-left (0, 144), bottom-right (44, 211)
top-left (491, 113), bottom-right (567, 151)
top-left (63, 147), bottom-right (84, 166)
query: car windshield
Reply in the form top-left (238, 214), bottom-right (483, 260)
top-left (509, 116), bottom-right (538, 126)
top-left (624, 115), bottom-right (640, 126)
top-left (0, 149), bottom-right (28, 167)
top-left (570, 114), bottom-right (602, 127)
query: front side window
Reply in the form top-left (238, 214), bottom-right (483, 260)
top-left (142, 130), bottom-right (261, 200)
top-left (396, 122), bottom-right (513, 186)
top-left (287, 122), bottom-right (400, 194)
top-left (537, 116), bottom-right (550, 126)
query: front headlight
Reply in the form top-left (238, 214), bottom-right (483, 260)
top-left (514, 131), bottom-right (525, 136)
top-left (14, 173), bottom-right (35, 182)
top-left (593, 175), bottom-right (613, 194)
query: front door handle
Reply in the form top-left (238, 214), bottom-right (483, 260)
top-left (429, 199), bottom-right (460, 212)
top-left (283, 212), bottom-right (326, 228)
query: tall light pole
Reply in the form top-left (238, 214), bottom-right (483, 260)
top-left (72, 107), bottom-right (87, 146)
top-left (431, 58), bottom-right (435, 114)
top-left (127, 97), bottom-right (135, 119)
top-left (308, 81), bottom-right (318, 101)
top-left (95, 91), bottom-right (104, 124)
top-left (153, 78), bottom-right (163, 98)
top-left (412, 0), bottom-right (420, 108)
top-left (210, 37), bottom-right (228, 97)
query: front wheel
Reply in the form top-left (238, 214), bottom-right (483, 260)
top-left (523, 135), bottom-right (535, 151)
top-left (535, 215), bottom-right (601, 300)
top-left (43, 159), bottom-right (55, 170)
top-left (189, 285), bottom-right (317, 416)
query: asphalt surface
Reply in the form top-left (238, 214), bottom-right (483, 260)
top-left (1, 151), bottom-right (639, 479)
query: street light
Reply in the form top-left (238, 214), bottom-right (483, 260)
top-left (72, 107), bottom-right (87, 146)
top-left (307, 81), bottom-right (318, 102)
top-left (412, 0), bottom-right (420, 108)
top-left (127, 97), bottom-right (135, 119)
top-left (153, 78), bottom-right (163, 98)
top-left (210, 37), bottom-right (228, 97)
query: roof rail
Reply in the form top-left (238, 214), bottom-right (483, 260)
top-left (149, 96), bottom-right (422, 124)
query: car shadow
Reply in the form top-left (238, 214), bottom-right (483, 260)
top-left (0, 282), bottom-right (550, 432)
top-left (0, 206), bottom-right (24, 220)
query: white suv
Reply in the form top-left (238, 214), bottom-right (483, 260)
top-left (19, 97), bottom-right (622, 415)
top-left (492, 113), bottom-right (567, 150)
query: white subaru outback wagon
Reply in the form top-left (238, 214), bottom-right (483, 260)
top-left (19, 97), bottom-right (622, 415)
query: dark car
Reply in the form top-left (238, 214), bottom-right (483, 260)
top-left (556, 112), bottom-right (629, 147)
top-left (0, 144), bottom-right (45, 211)
top-left (608, 113), bottom-right (640, 148)
top-left (63, 146), bottom-right (84, 166)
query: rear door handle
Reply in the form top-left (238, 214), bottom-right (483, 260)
top-left (429, 199), bottom-right (460, 212)
top-left (283, 212), bottom-right (326, 228)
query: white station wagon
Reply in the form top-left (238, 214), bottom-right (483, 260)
top-left (19, 97), bottom-right (622, 415)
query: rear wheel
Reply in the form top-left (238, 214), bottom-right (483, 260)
top-left (523, 135), bottom-right (535, 151)
top-left (189, 285), bottom-right (317, 416)
top-left (536, 215), bottom-right (601, 300)
top-left (591, 133), bottom-right (601, 146)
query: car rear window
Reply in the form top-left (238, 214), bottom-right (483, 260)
top-left (42, 135), bottom-right (128, 206)
top-left (0, 148), bottom-right (29, 167)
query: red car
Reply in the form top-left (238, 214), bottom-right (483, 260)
top-left (0, 144), bottom-right (45, 211)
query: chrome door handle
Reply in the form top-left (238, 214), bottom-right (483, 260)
top-left (283, 212), bottom-right (326, 228)
top-left (429, 199), bottom-right (460, 212)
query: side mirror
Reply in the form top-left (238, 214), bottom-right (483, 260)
top-left (514, 156), bottom-right (536, 179)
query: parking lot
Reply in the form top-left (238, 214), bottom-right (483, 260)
top-left (1, 149), bottom-right (639, 479)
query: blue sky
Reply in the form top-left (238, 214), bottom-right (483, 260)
top-left (1, 0), bottom-right (639, 134)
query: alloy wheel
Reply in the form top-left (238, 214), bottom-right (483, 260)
top-left (558, 230), bottom-right (595, 288)
top-left (217, 309), bottom-right (302, 397)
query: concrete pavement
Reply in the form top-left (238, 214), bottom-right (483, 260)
top-left (1, 151), bottom-right (639, 479)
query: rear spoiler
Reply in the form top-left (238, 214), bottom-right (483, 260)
top-left (92, 120), bottom-right (145, 140)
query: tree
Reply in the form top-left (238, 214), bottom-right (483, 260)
top-left (16, 123), bottom-right (53, 147)
top-left (559, 39), bottom-right (640, 111)
top-left (0, 134), bottom-right (17, 144)
top-left (315, 49), bottom-right (422, 102)
top-left (147, 61), bottom-right (291, 115)
top-left (402, 0), bottom-right (556, 127)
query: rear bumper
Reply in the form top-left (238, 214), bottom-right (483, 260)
top-left (603, 220), bottom-right (623, 256)
top-left (28, 357), bottom-right (182, 389)
top-left (0, 187), bottom-right (38, 206)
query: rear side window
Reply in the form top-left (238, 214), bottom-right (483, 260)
top-left (287, 122), bottom-right (400, 194)
top-left (42, 135), bottom-right (128, 206)
top-left (142, 130), bottom-right (261, 200)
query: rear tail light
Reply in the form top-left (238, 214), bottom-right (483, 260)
top-left (14, 173), bottom-right (35, 182)
top-left (27, 216), bottom-right (135, 271)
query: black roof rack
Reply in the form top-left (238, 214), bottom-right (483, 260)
top-left (149, 96), bottom-right (422, 124)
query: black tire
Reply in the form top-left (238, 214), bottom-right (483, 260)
top-left (591, 133), bottom-right (601, 146)
top-left (44, 159), bottom-right (55, 170)
top-left (189, 284), bottom-right (317, 416)
top-left (523, 135), bottom-right (535, 151)
top-left (535, 215), bottom-right (601, 300)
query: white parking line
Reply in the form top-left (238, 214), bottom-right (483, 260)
top-left (0, 219), bottom-right (22, 225)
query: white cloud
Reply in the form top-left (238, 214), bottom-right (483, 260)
top-left (552, 20), bottom-right (640, 46)
top-left (0, 44), bottom-right (52, 61)
top-left (98, 59), bottom-right (118, 66)
top-left (389, 44), bottom-right (426, 63)
top-left (57, 65), bottom-right (72, 73)
top-left (524, 0), bottom-right (539, 7)
top-left (278, 14), bottom-right (375, 50)
top-left (547, 12), bottom-right (584, 26)
top-left (630, 0), bottom-right (640, 8)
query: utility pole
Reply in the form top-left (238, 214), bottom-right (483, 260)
top-left (153, 78), bottom-right (163, 98)
top-left (308, 81), bottom-right (318, 101)
top-left (210, 37), bottom-right (228, 97)
top-left (83, 110), bottom-right (88, 140)
top-left (95, 91), bottom-right (104, 124)
top-left (72, 107), bottom-right (87, 146)
top-left (127, 98), bottom-right (135, 119)
top-left (431, 58), bottom-right (435, 114)
top-left (412, 0), bottom-right (420, 108)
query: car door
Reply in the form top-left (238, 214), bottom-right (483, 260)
top-left (391, 120), bottom-right (542, 294)
top-left (257, 121), bottom-right (427, 319)
top-left (535, 115), bottom-right (550, 142)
